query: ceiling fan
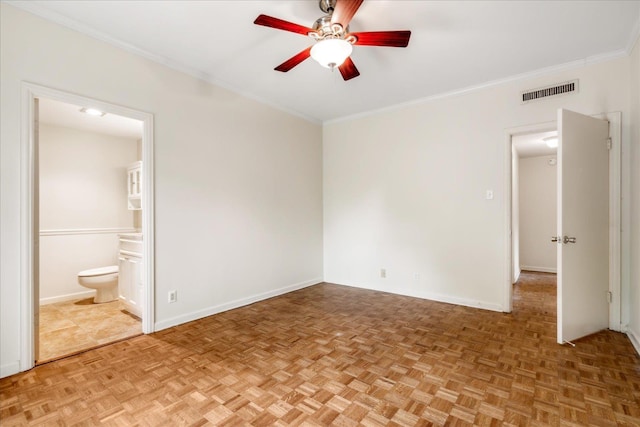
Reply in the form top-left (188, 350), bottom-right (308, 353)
top-left (254, 0), bottom-right (411, 81)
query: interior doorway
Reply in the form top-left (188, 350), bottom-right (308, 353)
top-left (36, 97), bottom-right (144, 363)
top-left (511, 130), bottom-right (558, 284)
top-left (20, 83), bottom-right (155, 372)
top-left (503, 111), bottom-right (622, 337)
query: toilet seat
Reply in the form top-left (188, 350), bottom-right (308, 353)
top-left (77, 265), bottom-right (119, 303)
top-left (78, 265), bottom-right (118, 277)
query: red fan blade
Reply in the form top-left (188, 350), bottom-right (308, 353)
top-left (274, 47), bottom-right (313, 72)
top-left (338, 56), bottom-right (360, 81)
top-left (254, 14), bottom-right (314, 36)
top-left (331, 0), bottom-right (364, 28)
top-left (350, 31), bottom-right (411, 47)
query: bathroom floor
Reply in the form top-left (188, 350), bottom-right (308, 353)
top-left (38, 298), bottom-right (142, 363)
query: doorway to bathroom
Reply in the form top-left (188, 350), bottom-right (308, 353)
top-left (20, 84), bottom-right (155, 368)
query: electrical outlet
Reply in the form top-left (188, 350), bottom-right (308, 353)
top-left (168, 290), bottom-right (177, 303)
top-left (380, 268), bottom-right (386, 278)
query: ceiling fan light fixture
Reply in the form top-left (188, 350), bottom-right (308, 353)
top-left (310, 38), bottom-right (352, 69)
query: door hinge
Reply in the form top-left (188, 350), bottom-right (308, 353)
top-left (607, 291), bottom-right (612, 303)
top-left (606, 138), bottom-right (612, 150)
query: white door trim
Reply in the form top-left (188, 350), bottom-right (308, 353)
top-left (599, 111), bottom-right (622, 331)
top-left (20, 82), bottom-right (155, 371)
top-left (503, 112), bottom-right (622, 331)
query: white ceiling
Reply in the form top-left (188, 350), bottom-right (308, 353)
top-left (12, 0), bottom-right (640, 123)
top-left (39, 97), bottom-right (143, 139)
top-left (513, 131), bottom-right (557, 159)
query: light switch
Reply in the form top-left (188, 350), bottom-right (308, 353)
top-left (486, 190), bottom-right (494, 200)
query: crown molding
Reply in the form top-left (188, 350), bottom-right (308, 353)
top-left (6, 0), bottom-right (637, 127)
top-left (324, 49), bottom-right (630, 126)
top-left (4, 1), bottom-right (321, 125)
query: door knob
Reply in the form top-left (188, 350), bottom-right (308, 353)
top-left (563, 236), bottom-right (577, 244)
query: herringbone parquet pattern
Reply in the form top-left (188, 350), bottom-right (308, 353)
top-left (1, 273), bottom-right (639, 426)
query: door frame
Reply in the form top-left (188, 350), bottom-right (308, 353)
top-left (20, 82), bottom-right (155, 371)
top-left (503, 111), bottom-right (621, 332)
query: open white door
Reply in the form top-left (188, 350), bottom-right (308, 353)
top-left (557, 109), bottom-right (609, 344)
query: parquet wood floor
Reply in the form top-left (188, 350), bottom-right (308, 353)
top-left (2, 272), bottom-right (639, 426)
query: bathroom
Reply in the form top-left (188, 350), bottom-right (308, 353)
top-left (37, 97), bottom-right (144, 363)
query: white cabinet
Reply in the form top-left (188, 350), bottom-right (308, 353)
top-left (118, 234), bottom-right (143, 318)
top-left (127, 161), bottom-right (142, 210)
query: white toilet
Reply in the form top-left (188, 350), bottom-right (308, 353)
top-left (78, 265), bottom-right (119, 303)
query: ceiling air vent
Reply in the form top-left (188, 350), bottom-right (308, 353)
top-left (521, 80), bottom-right (578, 103)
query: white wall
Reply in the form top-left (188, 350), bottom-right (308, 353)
top-left (518, 155), bottom-right (557, 273)
top-left (40, 234), bottom-right (122, 302)
top-left (629, 33), bottom-right (640, 353)
top-left (39, 123), bottom-right (138, 303)
top-left (40, 124), bottom-right (137, 230)
top-left (0, 4), bottom-right (323, 377)
top-left (324, 54), bottom-right (633, 313)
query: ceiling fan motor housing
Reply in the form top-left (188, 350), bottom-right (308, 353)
top-left (311, 16), bottom-right (351, 42)
top-left (319, 0), bottom-right (337, 14)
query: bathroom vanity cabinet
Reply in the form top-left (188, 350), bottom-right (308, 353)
top-left (127, 161), bottom-right (142, 210)
top-left (118, 233), bottom-right (143, 318)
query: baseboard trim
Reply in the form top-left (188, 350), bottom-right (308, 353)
top-left (40, 290), bottom-right (95, 305)
top-left (1, 361), bottom-right (20, 379)
top-left (520, 266), bottom-right (557, 274)
top-left (154, 278), bottom-right (323, 332)
top-left (627, 328), bottom-right (640, 356)
top-left (328, 280), bottom-right (504, 313)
